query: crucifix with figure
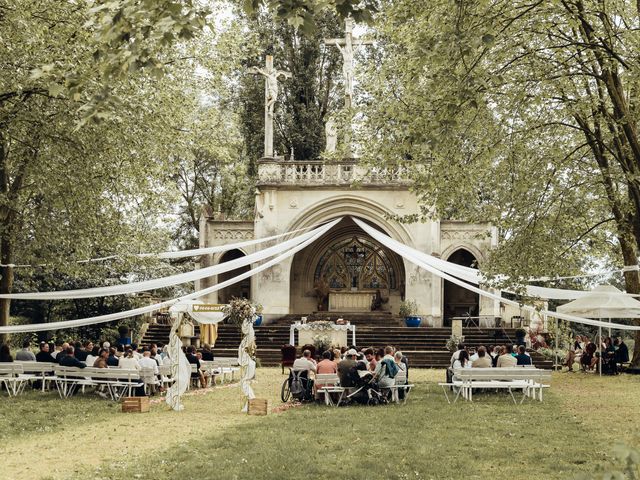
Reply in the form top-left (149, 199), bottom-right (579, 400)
top-left (249, 55), bottom-right (291, 158)
top-left (325, 18), bottom-right (374, 109)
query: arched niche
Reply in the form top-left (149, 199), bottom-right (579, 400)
top-left (217, 249), bottom-right (251, 304)
top-left (442, 248), bottom-right (480, 326)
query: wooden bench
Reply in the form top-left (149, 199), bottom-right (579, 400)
top-left (438, 367), bottom-right (551, 404)
top-left (53, 366), bottom-right (142, 400)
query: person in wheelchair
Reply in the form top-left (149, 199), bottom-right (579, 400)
top-left (290, 350), bottom-right (316, 401)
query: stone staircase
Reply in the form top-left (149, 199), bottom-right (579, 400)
top-left (141, 319), bottom-right (553, 369)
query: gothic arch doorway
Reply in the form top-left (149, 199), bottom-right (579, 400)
top-left (289, 217), bottom-right (405, 313)
top-left (443, 249), bottom-right (479, 326)
top-left (217, 249), bottom-right (251, 304)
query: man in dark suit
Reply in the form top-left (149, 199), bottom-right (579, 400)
top-left (59, 347), bottom-right (87, 368)
top-left (35, 342), bottom-right (56, 363)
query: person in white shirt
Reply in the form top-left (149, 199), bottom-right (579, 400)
top-left (118, 349), bottom-right (140, 370)
top-left (292, 350), bottom-right (316, 373)
top-left (449, 343), bottom-right (466, 368)
top-left (138, 350), bottom-right (159, 374)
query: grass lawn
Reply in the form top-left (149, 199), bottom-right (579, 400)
top-left (1, 368), bottom-right (639, 480)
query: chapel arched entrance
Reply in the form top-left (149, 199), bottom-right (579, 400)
top-left (442, 248), bottom-right (480, 326)
top-left (217, 249), bottom-right (251, 304)
top-left (289, 217), bottom-right (405, 314)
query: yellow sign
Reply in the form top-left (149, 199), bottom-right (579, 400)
top-left (192, 304), bottom-right (226, 313)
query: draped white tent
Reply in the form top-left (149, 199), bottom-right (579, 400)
top-left (557, 285), bottom-right (640, 375)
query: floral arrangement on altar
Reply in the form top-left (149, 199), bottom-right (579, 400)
top-left (304, 320), bottom-right (335, 330)
top-left (223, 297), bottom-right (256, 326)
top-left (312, 332), bottom-right (332, 353)
top-left (445, 334), bottom-right (465, 352)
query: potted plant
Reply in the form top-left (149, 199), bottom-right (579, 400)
top-left (254, 303), bottom-right (264, 327)
top-left (399, 299), bottom-right (421, 327)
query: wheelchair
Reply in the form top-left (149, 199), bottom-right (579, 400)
top-left (280, 369), bottom-right (314, 403)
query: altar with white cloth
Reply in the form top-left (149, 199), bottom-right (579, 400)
top-left (289, 322), bottom-right (356, 347)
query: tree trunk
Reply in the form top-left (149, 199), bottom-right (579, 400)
top-left (0, 235), bottom-right (13, 345)
top-left (618, 234), bottom-right (640, 367)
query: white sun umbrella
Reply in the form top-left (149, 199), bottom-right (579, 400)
top-left (557, 284), bottom-right (640, 375)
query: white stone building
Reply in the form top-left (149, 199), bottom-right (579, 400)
top-left (198, 157), bottom-right (503, 327)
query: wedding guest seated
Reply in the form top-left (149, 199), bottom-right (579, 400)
top-left (36, 342), bottom-right (56, 363)
top-left (497, 346), bottom-right (517, 367)
top-left (93, 349), bottom-right (109, 368)
top-left (364, 348), bottom-right (377, 372)
top-left (201, 344), bottom-right (215, 361)
top-left (106, 348), bottom-right (119, 366)
top-left (50, 341), bottom-right (65, 361)
top-left (472, 346), bottom-right (492, 368)
top-left (74, 341), bottom-right (89, 362)
top-left (0, 344), bottom-right (13, 362)
top-left (139, 350), bottom-right (159, 374)
top-left (580, 341), bottom-right (598, 371)
top-left (563, 335), bottom-right (583, 371)
top-left (374, 346), bottom-right (398, 389)
top-left (58, 346), bottom-right (87, 368)
top-left (293, 349), bottom-right (317, 373)
top-left (602, 337), bottom-right (617, 375)
top-left (338, 349), bottom-right (359, 387)
top-left (491, 346), bottom-right (501, 367)
top-left (15, 340), bottom-right (36, 361)
top-left (316, 351), bottom-right (337, 374)
top-left (85, 345), bottom-right (100, 368)
top-left (615, 337), bottom-right (629, 366)
top-left (332, 348), bottom-right (341, 364)
top-left (118, 349), bottom-right (140, 371)
top-left (186, 346), bottom-right (206, 388)
top-left (515, 345), bottom-right (532, 366)
top-left (450, 343), bottom-right (466, 367)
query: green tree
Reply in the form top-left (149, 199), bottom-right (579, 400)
top-left (362, 0), bottom-right (640, 364)
top-left (236, 9), bottom-right (344, 167)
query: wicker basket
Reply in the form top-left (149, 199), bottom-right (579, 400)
top-left (248, 398), bottom-right (268, 416)
top-left (122, 396), bottom-right (150, 413)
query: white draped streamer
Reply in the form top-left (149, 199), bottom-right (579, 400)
top-left (352, 218), bottom-right (640, 332)
top-left (0, 222), bottom-right (325, 268)
top-left (0, 224), bottom-right (327, 300)
top-left (238, 317), bottom-right (257, 412)
top-left (0, 218), bottom-right (341, 334)
top-left (164, 315), bottom-right (191, 412)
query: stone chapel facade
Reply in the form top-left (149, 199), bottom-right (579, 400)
top-left (198, 157), bottom-right (502, 327)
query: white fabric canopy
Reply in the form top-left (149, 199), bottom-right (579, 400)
top-left (0, 218), bottom-right (341, 334)
top-left (557, 285), bottom-right (640, 319)
top-left (352, 218), bottom-right (640, 332)
top-left (0, 223), bottom-right (327, 300)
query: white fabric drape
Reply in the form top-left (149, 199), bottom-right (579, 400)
top-left (239, 317), bottom-right (257, 412)
top-left (164, 313), bottom-right (191, 412)
top-left (0, 223), bottom-right (327, 300)
top-left (0, 222), bottom-right (325, 268)
top-left (0, 218), bottom-right (341, 334)
top-left (376, 225), bottom-right (635, 300)
top-left (352, 218), bottom-right (640, 332)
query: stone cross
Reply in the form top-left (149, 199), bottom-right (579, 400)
top-left (249, 55), bottom-right (291, 158)
top-left (324, 18), bottom-right (373, 109)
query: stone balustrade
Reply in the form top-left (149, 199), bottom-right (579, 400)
top-left (257, 158), bottom-right (409, 187)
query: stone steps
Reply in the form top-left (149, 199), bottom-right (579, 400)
top-left (141, 323), bottom-right (552, 369)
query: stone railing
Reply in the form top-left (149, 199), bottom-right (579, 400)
top-left (257, 158), bottom-right (409, 187)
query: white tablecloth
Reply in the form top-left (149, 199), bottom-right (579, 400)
top-left (289, 323), bottom-right (356, 346)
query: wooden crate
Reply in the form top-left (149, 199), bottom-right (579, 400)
top-left (248, 398), bottom-right (268, 416)
top-left (122, 396), bottom-right (150, 413)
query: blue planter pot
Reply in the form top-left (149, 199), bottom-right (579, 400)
top-left (254, 314), bottom-right (263, 327)
top-left (404, 315), bottom-right (422, 327)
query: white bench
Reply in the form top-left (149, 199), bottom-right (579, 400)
top-left (15, 361), bottom-right (57, 392)
top-left (54, 366), bottom-right (143, 400)
top-left (0, 363), bottom-right (37, 396)
top-left (438, 367), bottom-right (552, 404)
top-left (314, 373), bottom-right (345, 406)
top-left (386, 370), bottom-right (415, 404)
top-left (213, 357), bottom-right (240, 383)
